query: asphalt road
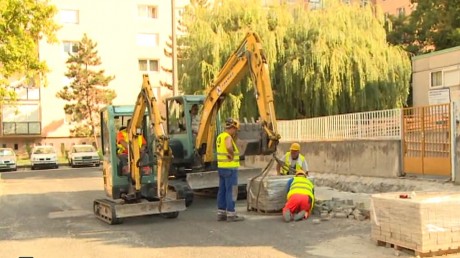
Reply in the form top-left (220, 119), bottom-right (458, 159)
top-left (0, 167), bottom-right (412, 258)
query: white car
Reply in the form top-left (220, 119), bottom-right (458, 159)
top-left (31, 146), bottom-right (59, 170)
top-left (0, 148), bottom-right (17, 172)
top-left (68, 145), bottom-right (100, 167)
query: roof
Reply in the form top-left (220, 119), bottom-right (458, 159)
top-left (412, 46), bottom-right (460, 61)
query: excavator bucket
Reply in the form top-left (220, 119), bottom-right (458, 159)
top-left (236, 122), bottom-right (277, 156)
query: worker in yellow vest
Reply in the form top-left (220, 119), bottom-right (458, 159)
top-left (283, 169), bottom-right (315, 222)
top-left (276, 142), bottom-right (309, 175)
top-left (215, 118), bottom-right (244, 222)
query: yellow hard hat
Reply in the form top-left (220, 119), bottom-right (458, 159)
top-left (290, 143), bottom-right (300, 151)
top-left (225, 118), bottom-right (240, 130)
top-left (295, 169), bottom-right (306, 176)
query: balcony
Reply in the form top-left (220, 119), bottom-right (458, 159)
top-left (2, 122), bottom-right (41, 135)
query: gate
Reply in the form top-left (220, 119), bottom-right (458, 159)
top-left (402, 104), bottom-right (451, 176)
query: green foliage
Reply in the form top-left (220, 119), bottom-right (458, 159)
top-left (25, 142), bottom-right (32, 158)
top-left (386, 0), bottom-right (460, 54)
top-left (0, 0), bottom-right (59, 103)
top-left (178, 0), bottom-right (411, 119)
top-left (56, 34), bottom-right (116, 143)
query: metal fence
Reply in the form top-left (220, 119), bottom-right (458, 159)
top-left (277, 108), bottom-right (402, 141)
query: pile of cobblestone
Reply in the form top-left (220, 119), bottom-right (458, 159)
top-left (312, 197), bottom-right (370, 223)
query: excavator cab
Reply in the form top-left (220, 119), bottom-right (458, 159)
top-left (166, 95), bottom-right (213, 176)
top-left (100, 106), bottom-right (157, 200)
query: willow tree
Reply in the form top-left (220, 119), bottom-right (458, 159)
top-left (178, 0), bottom-right (291, 120)
top-left (178, 0), bottom-right (411, 119)
top-left (279, 1), bottom-right (411, 117)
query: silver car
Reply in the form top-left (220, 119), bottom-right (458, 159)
top-left (68, 145), bottom-right (100, 167)
top-left (0, 148), bottom-right (17, 172)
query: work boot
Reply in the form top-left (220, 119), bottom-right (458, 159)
top-left (294, 210), bottom-right (306, 221)
top-left (217, 214), bottom-right (227, 221)
top-left (227, 215), bottom-right (245, 222)
top-left (283, 210), bottom-right (292, 222)
top-left (217, 210), bottom-right (227, 221)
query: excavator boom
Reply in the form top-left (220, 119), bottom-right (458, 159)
top-left (195, 32), bottom-right (281, 163)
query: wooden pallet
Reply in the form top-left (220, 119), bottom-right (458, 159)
top-left (375, 239), bottom-right (460, 258)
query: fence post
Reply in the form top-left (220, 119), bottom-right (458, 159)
top-left (451, 102), bottom-right (458, 183)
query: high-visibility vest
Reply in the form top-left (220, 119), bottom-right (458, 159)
top-left (287, 176), bottom-right (315, 212)
top-left (117, 129), bottom-right (144, 154)
top-left (281, 152), bottom-right (306, 175)
top-left (216, 131), bottom-right (240, 168)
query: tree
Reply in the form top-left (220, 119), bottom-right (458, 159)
top-left (0, 0), bottom-right (59, 103)
top-left (386, 0), bottom-right (460, 55)
top-left (56, 34), bottom-right (116, 148)
top-left (178, 0), bottom-right (411, 119)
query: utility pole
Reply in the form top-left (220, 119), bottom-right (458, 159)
top-left (171, 0), bottom-right (178, 96)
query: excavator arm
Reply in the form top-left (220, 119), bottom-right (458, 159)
top-left (195, 31), bottom-right (281, 163)
top-left (127, 74), bottom-right (172, 200)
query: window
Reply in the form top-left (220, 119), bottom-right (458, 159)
top-left (59, 9), bottom-right (79, 24)
top-left (14, 144), bottom-right (18, 150)
top-left (13, 87), bottom-right (40, 100)
top-left (2, 144), bottom-right (6, 148)
top-left (431, 71), bottom-right (442, 87)
top-left (138, 5), bottom-right (158, 19)
top-left (63, 41), bottom-right (79, 54)
top-left (2, 104), bottom-right (39, 122)
top-left (360, 0), bottom-right (368, 7)
top-left (176, 7), bottom-right (185, 16)
top-left (136, 33), bottom-right (159, 47)
top-left (397, 7), bottom-right (405, 16)
top-left (138, 59), bottom-right (159, 72)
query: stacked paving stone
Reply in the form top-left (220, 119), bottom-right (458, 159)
top-left (247, 175), bottom-right (292, 212)
top-left (371, 192), bottom-right (460, 256)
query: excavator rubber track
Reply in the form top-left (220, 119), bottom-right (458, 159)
top-left (93, 199), bottom-right (123, 225)
top-left (93, 197), bottom-right (186, 225)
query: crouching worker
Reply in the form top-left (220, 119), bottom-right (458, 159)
top-left (282, 169), bottom-right (315, 222)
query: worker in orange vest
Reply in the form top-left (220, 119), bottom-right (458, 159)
top-left (116, 119), bottom-right (148, 175)
top-left (283, 169), bottom-right (315, 222)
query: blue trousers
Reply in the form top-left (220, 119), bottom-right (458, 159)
top-left (217, 168), bottom-right (238, 213)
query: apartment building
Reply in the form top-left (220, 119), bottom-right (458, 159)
top-left (0, 0), bottom-right (189, 154)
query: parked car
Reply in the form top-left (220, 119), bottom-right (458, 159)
top-left (68, 145), bottom-right (100, 167)
top-left (31, 145), bottom-right (59, 170)
top-left (0, 148), bottom-right (17, 172)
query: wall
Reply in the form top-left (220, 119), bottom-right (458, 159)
top-left (244, 139), bottom-right (402, 178)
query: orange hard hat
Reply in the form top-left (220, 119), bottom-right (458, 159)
top-left (295, 169), bottom-right (306, 176)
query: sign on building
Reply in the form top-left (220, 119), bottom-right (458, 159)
top-left (428, 88), bottom-right (450, 105)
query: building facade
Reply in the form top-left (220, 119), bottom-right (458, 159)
top-left (1, 0), bottom-right (189, 155)
top-left (412, 46), bottom-right (460, 107)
